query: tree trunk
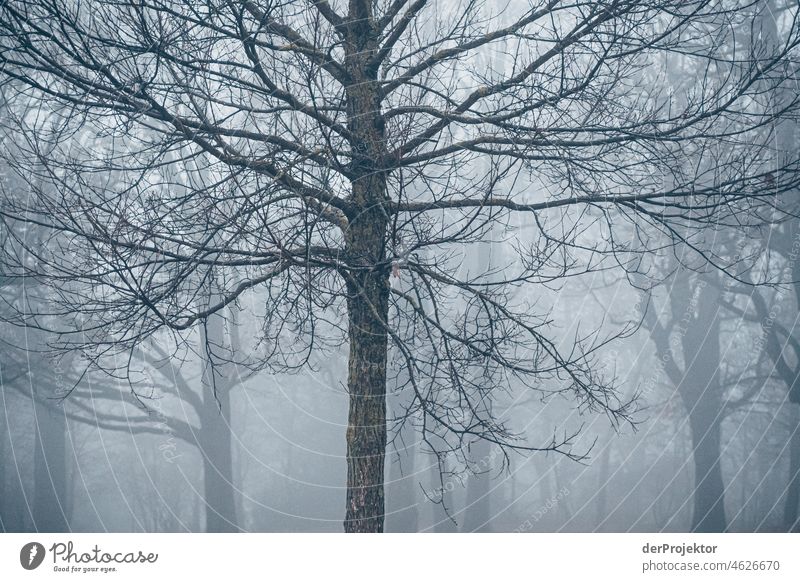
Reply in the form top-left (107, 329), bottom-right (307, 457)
top-left (460, 224), bottom-right (496, 533)
top-left (595, 439), bottom-right (612, 529)
top-left (681, 275), bottom-right (727, 532)
top-left (784, 404), bottom-right (800, 532)
top-left (462, 438), bottom-right (492, 532)
top-left (429, 457), bottom-right (457, 532)
top-left (342, 165), bottom-right (390, 535)
top-left (0, 419), bottom-right (7, 531)
top-left (198, 311), bottom-right (239, 532)
top-left (386, 420), bottom-right (419, 532)
top-left (772, 0), bottom-right (800, 531)
top-left (197, 387), bottom-right (238, 532)
top-left (342, 3), bottom-right (390, 532)
top-left (32, 397), bottom-right (69, 532)
top-left (0, 412), bottom-right (27, 531)
top-left (385, 255), bottom-right (421, 533)
top-left (687, 406), bottom-right (726, 532)
top-left (343, 270), bottom-right (390, 532)
top-left (342, 154), bottom-right (389, 534)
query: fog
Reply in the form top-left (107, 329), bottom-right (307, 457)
top-left (1, 0), bottom-right (799, 533)
top-left (2, 256), bottom-right (798, 532)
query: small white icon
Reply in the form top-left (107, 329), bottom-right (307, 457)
top-left (28, 544), bottom-right (38, 566)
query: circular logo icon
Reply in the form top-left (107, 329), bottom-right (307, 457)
top-left (20, 542), bottom-right (46, 570)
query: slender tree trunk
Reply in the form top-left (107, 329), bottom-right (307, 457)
top-left (786, 218), bottom-right (800, 531)
top-left (32, 398), bottom-right (69, 532)
top-left (509, 469), bottom-right (517, 518)
top-left (199, 310), bottom-right (239, 532)
top-left (595, 440), bottom-right (612, 529)
top-left (197, 387), bottom-right (238, 532)
top-left (429, 458), bottom-right (457, 532)
top-left (553, 461), bottom-right (574, 526)
top-left (534, 453), bottom-right (554, 516)
top-left (784, 404), bottom-right (800, 532)
top-left (0, 420), bottom-right (27, 531)
top-left (386, 420), bottom-right (419, 532)
top-left (462, 438), bottom-right (492, 532)
top-left (385, 251), bottom-right (420, 533)
top-left (386, 449), bottom-right (419, 532)
top-left (770, 0), bottom-right (800, 531)
top-left (681, 276), bottom-right (726, 532)
top-left (460, 226), bottom-right (496, 533)
top-left (0, 419), bottom-right (6, 531)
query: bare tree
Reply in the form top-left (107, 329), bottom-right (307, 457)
top-left (59, 326), bottom-right (246, 533)
top-left (642, 268), bottom-right (729, 531)
top-left (1, 0), bottom-right (800, 532)
top-left (720, 233), bottom-right (800, 531)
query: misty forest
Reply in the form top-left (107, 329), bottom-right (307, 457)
top-left (1, 0), bottom-right (800, 533)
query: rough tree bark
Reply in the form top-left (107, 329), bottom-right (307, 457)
top-left (343, 266), bottom-right (390, 532)
top-left (341, 2), bottom-right (391, 533)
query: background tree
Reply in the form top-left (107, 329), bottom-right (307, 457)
top-left (720, 234), bottom-right (800, 532)
top-left (642, 267), bottom-right (729, 532)
top-left (1, 0), bottom-right (800, 532)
